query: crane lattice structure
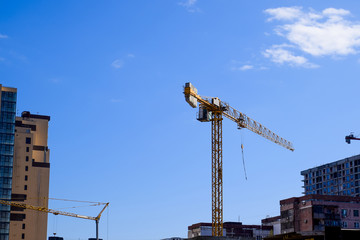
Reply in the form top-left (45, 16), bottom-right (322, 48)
top-left (0, 199), bottom-right (109, 240)
top-left (184, 82), bottom-right (294, 237)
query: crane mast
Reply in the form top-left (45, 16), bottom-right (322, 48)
top-left (184, 82), bottom-right (293, 237)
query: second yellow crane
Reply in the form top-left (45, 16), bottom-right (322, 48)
top-left (0, 199), bottom-right (109, 240)
top-left (184, 82), bottom-right (294, 236)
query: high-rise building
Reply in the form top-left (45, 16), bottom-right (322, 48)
top-left (301, 154), bottom-right (360, 197)
top-left (9, 111), bottom-right (50, 240)
top-left (0, 85), bottom-right (17, 240)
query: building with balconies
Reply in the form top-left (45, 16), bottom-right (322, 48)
top-left (301, 154), bottom-right (360, 197)
top-left (280, 194), bottom-right (360, 236)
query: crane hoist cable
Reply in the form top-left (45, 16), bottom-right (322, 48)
top-left (240, 132), bottom-right (247, 180)
top-left (241, 143), bottom-right (248, 181)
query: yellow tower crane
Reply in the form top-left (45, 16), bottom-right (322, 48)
top-left (0, 199), bottom-right (109, 240)
top-left (184, 82), bottom-right (294, 236)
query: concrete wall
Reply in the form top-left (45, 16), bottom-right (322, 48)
top-left (10, 114), bottom-right (50, 240)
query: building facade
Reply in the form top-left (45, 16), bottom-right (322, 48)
top-left (0, 85), bottom-right (17, 240)
top-left (188, 222), bottom-right (272, 239)
top-left (9, 111), bottom-right (50, 240)
top-left (261, 216), bottom-right (281, 236)
top-left (301, 154), bottom-right (360, 197)
top-left (280, 194), bottom-right (360, 236)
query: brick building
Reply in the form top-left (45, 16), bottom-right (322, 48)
top-left (261, 216), bottom-right (281, 236)
top-left (280, 194), bottom-right (360, 236)
top-left (188, 222), bottom-right (272, 239)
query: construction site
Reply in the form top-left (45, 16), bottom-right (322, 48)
top-left (2, 2), bottom-right (360, 240)
top-left (2, 82), bottom-right (360, 240)
top-left (3, 82), bottom-right (297, 239)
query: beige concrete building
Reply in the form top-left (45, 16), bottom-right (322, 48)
top-left (9, 111), bottom-right (50, 240)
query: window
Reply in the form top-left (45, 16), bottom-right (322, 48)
top-left (341, 209), bottom-right (348, 217)
top-left (25, 166), bottom-right (28, 171)
top-left (25, 156), bottom-right (29, 162)
top-left (355, 222), bottom-right (360, 229)
top-left (26, 147), bottom-right (29, 152)
top-left (342, 221), bottom-right (348, 228)
top-left (25, 138), bottom-right (31, 144)
top-left (24, 185), bottom-right (27, 191)
top-left (22, 224), bottom-right (25, 229)
top-left (0, 212), bottom-right (9, 218)
top-left (24, 175), bottom-right (28, 181)
top-left (354, 210), bottom-right (359, 217)
top-left (21, 233), bottom-right (25, 239)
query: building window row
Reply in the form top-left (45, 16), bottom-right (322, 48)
top-left (355, 222), bottom-right (360, 229)
top-left (305, 161), bottom-right (360, 179)
top-left (341, 209), bottom-right (360, 218)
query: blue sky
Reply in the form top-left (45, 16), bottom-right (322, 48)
top-left (2, 0), bottom-right (360, 239)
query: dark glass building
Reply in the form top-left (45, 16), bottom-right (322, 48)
top-left (0, 85), bottom-right (17, 240)
top-left (301, 154), bottom-right (360, 197)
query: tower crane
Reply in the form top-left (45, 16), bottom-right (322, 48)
top-left (0, 199), bottom-right (109, 240)
top-left (345, 133), bottom-right (360, 144)
top-left (183, 82), bottom-right (294, 237)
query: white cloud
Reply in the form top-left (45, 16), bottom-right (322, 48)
top-left (178, 0), bottom-right (199, 13)
top-left (230, 61), bottom-right (255, 71)
top-left (263, 45), bottom-right (318, 68)
top-left (322, 8), bottom-right (350, 17)
top-left (0, 34), bottom-right (8, 39)
top-left (111, 59), bottom-right (124, 69)
top-left (110, 98), bottom-right (122, 103)
top-left (179, 0), bottom-right (197, 7)
top-left (127, 53), bottom-right (135, 58)
top-left (265, 7), bottom-right (303, 21)
top-left (239, 65), bottom-right (254, 71)
top-left (265, 7), bottom-right (360, 59)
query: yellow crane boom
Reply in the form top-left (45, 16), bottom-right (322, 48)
top-left (185, 83), bottom-right (294, 151)
top-left (0, 199), bottom-right (109, 240)
top-left (184, 82), bottom-right (293, 236)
